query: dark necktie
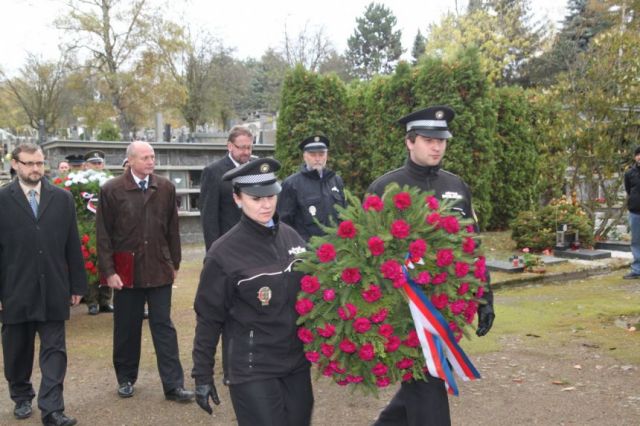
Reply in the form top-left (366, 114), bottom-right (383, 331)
top-left (139, 180), bottom-right (147, 192)
top-left (28, 189), bottom-right (38, 218)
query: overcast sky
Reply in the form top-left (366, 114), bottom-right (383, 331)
top-left (1, 0), bottom-right (569, 75)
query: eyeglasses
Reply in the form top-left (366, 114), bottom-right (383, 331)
top-left (231, 142), bottom-right (253, 151)
top-left (16, 160), bottom-right (45, 168)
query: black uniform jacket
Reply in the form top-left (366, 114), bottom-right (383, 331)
top-left (624, 164), bottom-right (640, 213)
top-left (192, 213), bottom-right (309, 386)
top-left (368, 158), bottom-right (493, 305)
top-left (0, 179), bottom-right (87, 324)
top-left (277, 165), bottom-right (345, 241)
top-left (200, 155), bottom-right (241, 250)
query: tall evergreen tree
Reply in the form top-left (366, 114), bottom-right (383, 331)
top-left (411, 30), bottom-right (426, 64)
top-left (346, 2), bottom-right (403, 80)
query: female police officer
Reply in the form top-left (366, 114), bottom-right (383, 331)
top-left (191, 158), bottom-right (313, 426)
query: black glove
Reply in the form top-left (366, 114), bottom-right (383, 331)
top-left (195, 383), bottom-right (220, 415)
top-left (476, 303), bottom-right (495, 337)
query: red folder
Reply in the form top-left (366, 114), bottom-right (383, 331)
top-left (99, 251), bottom-right (135, 288)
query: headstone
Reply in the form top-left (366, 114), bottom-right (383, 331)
top-left (594, 240), bottom-right (631, 252)
top-left (487, 259), bottom-right (525, 273)
top-left (553, 249), bottom-right (611, 260)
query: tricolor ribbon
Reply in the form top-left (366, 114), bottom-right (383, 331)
top-left (402, 256), bottom-right (480, 396)
top-left (81, 192), bottom-right (97, 214)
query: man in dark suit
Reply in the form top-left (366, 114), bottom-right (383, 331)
top-left (0, 143), bottom-right (87, 426)
top-left (96, 141), bottom-right (194, 403)
top-left (200, 126), bottom-right (255, 250)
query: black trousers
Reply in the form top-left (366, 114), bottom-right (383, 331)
top-left (373, 377), bottom-right (451, 426)
top-left (228, 369), bottom-right (314, 426)
top-left (1, 321), bottom-right (67, 419)
top-left (113, 284), bottom-right (184, 393)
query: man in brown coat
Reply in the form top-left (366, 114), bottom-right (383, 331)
top-left (96, 141), bottom-right (194, 402)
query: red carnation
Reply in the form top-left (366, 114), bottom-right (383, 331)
top-left (431, 272), bottom-right (448, 285)
top-left (392, 278), bottom-right (406, 289)
top-left (323, 289), bottom-right (336, 302)
top-left (300, 275), bottom-right (320, 294)
top-left (347, 375), bottom-right (364, 383)
top-left (82, 251), bottom-right (89, 260)
top-left (305, 351), bottom-right (320, 363)
top-left (380, 260), bottom-right (402, 281)
top-left (393, 192), bottom-right (412, 210)
top-left (53, 177), bottom-right (63, 185)
top-left (465, 301), bottom-right (478, 324)
top-left (415, 271), bottom-right (431, 285)
top-left (457, 282), bottom-right (470, 295)
top-left (297, 327), bottom-right (314, 344)
top-left (337, 220), bottom-right (357, 238)
top-left (338, 338), bottom-right (357, 354)
top-left (408, 239), bottom-right (427, 259)
top-left (440, 215), bottom-right (460, 234)
top-left (385, 336), bottom-right (401, 352)
top-left (474, 257), bottom-right (487, 281)
top-left (431, 293), bottom-right (449, 309)
top-left (361, 284), bottom-right (382, 303)
top-left (295, 298), bottom-right (314, 315)
top-left (402, 372), bottom-right (414, 382)
top-left (436, 249), bottom-right (454, 267)
top-left (341, 267), bottom-right (362, 285)
top-left (337, 303), bottom-right (357, 320)
top-left (89, 247), bottom-right (96, 255)
top-left (321, 343), bottom-right (335, 358)
top-left (403, 330), bottom-right (420, 348)
top-left (316, 243), bottom-right (336, 263)
top-left (462, 237), bottom-right (476, 254)
top-left (454, 261), bottom-right (470, 278)
top-left (322, 366), bottom-right (334, 377)
top-left (370, 308), bottom-right (388, 323)
top-left (396, 358), bottom-right (415, 369)
top-left (317, 323), bottom-right (336, 338)
top-left (85, 261), bottom-right (94, 270)
top-left (358, 342), bottom-right (375, 361)
top-left (475, 286), bottom-right (485, 298)
top-left (372, 362), bottom-right (389, 377)
top-left (426, 212), bottom-right (441, 225)
top-left (449, 299), bottom-right (466, 315)
top-left (378, 324), bottom-right (394, 338)
top-left (425, 195), bottom-right (439, 210)
top-left (352, 317), bottom-right (371, 333)
top-left (466, 225), bottom-right (475, 233)
top-left (390, 219), bottom-right (411, 239)
top-left (367, 236), bottom-right (385, 256)
top-left (376, 376), bottom-right (391, 388)
top-left (363, 195), bottom-right (384, 212)
top-left (81, 234), bottom-right (90, 244)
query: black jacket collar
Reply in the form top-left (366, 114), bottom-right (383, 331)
top-left (405, 158), bottom-right (441, 178)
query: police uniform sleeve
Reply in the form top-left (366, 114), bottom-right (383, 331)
top-left (191, 255), bottom-right (231, 385)
top-left (277, 177), bottom-right (300, 230)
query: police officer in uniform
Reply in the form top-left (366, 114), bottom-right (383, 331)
top-left (64, 154), bottom-right (85, 172)
top-left (192, 158), bottom-right (313, 426)
top-left (368, 106), bottom-right (495, 426)
top-left (84, 150), bottom-right (106, 171)
top-left (277, 135), bottom-right (345, 241)
top-left (82, 150), bottom-right (113, 315)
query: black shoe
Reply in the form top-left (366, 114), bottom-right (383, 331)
top-left (623, 272), bottom-right (640, 280)
top-left (117, 381), bottom-right (134, 398)
top-left (143, 308), bottom-right (149, 319)
top-left (13, 400), bottom-right (32, 419)
top-left (165, 387), bottom-right (195, 403)
top-left (88, 304), bottom-right (99, 315)
top-left (99, 304), bottom-right (114, 313)
top-left (42, 411), bottom-right (77, 426)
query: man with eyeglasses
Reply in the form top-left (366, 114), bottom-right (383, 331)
top-left (200, 126), bottom-right (256, 250)
top-left (0, 143), bottom-right (87, 426)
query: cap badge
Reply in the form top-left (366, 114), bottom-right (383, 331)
top-left (309, 205), bottom-right (317, 217)
top-left (314, 136), bottom-right (320, 142)
top-left (260, 163), bottom-right (270, 173)
top-left (257, 286), bottom-right (272, 306)
top-left (435, 110), bottom-right (444, 119)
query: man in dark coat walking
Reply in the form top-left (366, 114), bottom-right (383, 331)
top-left (277, 135), bottom-right (346, 241)
top-left (0, 143), bottom-right (87, 426)
top-left (200, 126), bottom-right (255, 250)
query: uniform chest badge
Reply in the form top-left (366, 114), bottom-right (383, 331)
top-left (309, 205), bottom-right (317, 216)
top-left (442, 191), bottom-right (463, 200)
top-left (257, 287), bottom-right (272, 306)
